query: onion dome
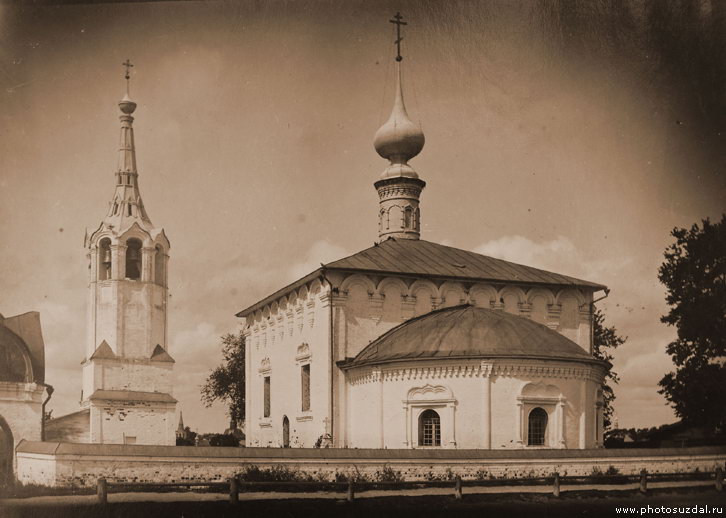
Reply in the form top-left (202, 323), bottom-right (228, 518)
top-left (373, 63), bottom-right (425, 179)
top-left (118, 93), bottom-right (137, 115)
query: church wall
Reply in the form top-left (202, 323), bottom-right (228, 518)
top-left (16, 442), bottom-right (726, 487)
top-left (243, 272), bottom-right (597, 450)
top-left (345, 375), bottom-right (380, 448)
top-left (89, 280), bottom-right (166, 359)
top-left (244, 283), bottom-right (332, 448)
top-left (345, 360), bottom-right (604, 450)
top-left (99, 361), bottom-right (173, 394)
top-left (89, 401), bottom-right (175, 445)
top-left (333, 274), bottom-right (594, 364)
top-left (82, 360), bottom-right (173, 401)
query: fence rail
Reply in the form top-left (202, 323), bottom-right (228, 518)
top-left (95, 466), bottom-right (725, 505)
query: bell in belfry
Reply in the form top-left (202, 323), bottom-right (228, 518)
top-left (127, 246), bottom-right (139, 262)
top-left (102, 248), bottom-right (112, 266)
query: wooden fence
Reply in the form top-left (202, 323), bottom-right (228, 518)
top-left (95, 467), bottom-right (724, 505)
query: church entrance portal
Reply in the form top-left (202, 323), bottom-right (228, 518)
top-left (282, 416), bottom-right (290, 448)
top-left (0, 416), bottom-right (14, 488)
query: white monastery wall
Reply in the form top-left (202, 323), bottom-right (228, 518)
top-left (15, 443), bottom-right (726, 488)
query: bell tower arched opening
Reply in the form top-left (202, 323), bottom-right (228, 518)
top-left (125, 238), bottom-right (142, 280)
top-left (98, 238), bottom-right (112, 281)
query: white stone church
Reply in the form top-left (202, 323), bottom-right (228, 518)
top-left (239, 40), bottom-right (609, 450)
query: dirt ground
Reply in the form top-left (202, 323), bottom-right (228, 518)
top-left (1, 486), bottom-right (725, 518)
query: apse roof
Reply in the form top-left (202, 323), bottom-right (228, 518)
top-left (341, 304), bottom-right (600, 369)
top-left (236, 238), bottom-right (606, 317)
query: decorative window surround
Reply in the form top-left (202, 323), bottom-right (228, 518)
top-left (516, 395), bottom-right (566, 449)
top-left (258, 418), bottom-right (272, 428)
top-left (402, 384), bottom-right (457, 448)
top-left (295, 343), bottom-right (311, 364)
top-left (296, 413), bottom-right (313, 422)
top-left (258, 357), bottom-right (271, 374)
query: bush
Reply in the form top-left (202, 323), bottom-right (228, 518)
top-left (208, 434), bottom-right (240, 447)
top-left (237, 465), bottom-right (313, 482)
top-left (375, 466), bottom-right (403, 483)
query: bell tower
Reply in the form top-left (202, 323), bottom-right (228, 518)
top-left (81, 62), bottom-right (176, 446)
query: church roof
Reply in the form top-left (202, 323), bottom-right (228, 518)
top-left (236, 238), bottom-right (605, 317)
top-left (326, 239), bottom-right (605, 288)
top-left (89, 340), bottom-right (116, 360)
top-left (341, 305), bottom-right (600, 369)
top-left (150, 344), bottom-right (175, 363)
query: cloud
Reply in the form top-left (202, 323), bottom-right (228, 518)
top-left (286, 239), bottom-right (350, 281)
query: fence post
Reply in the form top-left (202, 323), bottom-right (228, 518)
top-left (229, 477), bottom-right (239, 505)
top-left (553, 472), bottom-right (560, 498)
top-left (716, 467), bottom-right (723, 492)
top-left (347, 478), bottom-right (355, 502)
top-left (454, 475), bottom-right (462, 500)
top-left (639, 469), bottom-right (647, 494)
top-left (97, 477), bottom-right (108, 505)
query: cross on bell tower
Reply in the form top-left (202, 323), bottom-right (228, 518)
top-left (122, 59), bottom-right (133, 95)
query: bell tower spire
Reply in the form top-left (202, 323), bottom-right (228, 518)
top-left (105, 60), bottom-right (152, 231)
top-left (373, 12), bottom-right (426, 241)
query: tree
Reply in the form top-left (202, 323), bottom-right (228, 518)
top-left (657, 215), bottom-right (726, 433)
top-left (592, 308), bottom-right (625, 431)
top-left (201, 332), bottom-right (246, 423)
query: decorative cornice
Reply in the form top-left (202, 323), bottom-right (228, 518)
top-left (347, 360), bottom-right (605, 386)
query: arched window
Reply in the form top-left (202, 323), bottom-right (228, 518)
top-left (125, 238), bottom-right (142, 280)
top-left (418, 409), bottom-right (441, 447)
top-left (98, 238), bottom-right (112, 281)
top-left (404, 206), bottom-right (413, 229)
top-left (154, 245), bottom-right (165, 286)
top-left (528, 407), bottom-right (548, 446)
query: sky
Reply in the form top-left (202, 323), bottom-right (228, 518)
top-left (1, 0), bottom-right (724, 434)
